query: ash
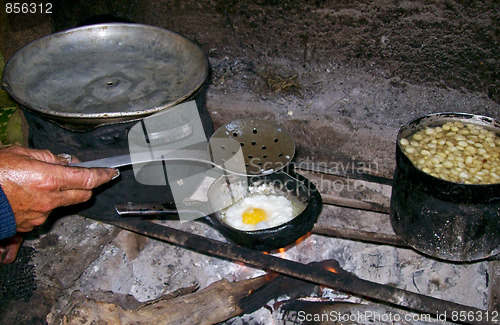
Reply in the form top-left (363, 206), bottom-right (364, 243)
top-left (26, 209), bottom-right (489, 324)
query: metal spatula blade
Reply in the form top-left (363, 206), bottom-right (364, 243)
top-left (73, 119), bottom-right (295, 176)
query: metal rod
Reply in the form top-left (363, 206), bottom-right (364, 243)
top-left (99, 217), bottom-right (492, 325)
top-left (312, 224), bottom-right (408, 248)
top-left (321, 194), bottom-right (391, 214)
top-left (294, 161), bottom-right (393, 186)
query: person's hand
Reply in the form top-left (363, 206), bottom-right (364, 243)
top-left (0, 145), bottom-right (119, 232)
top-left (0, 234), bottom-right (23, 264)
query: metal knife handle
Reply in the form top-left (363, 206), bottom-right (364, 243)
top-left (115, 202), bottom-right (179, 216)
top-left (71, 154), bottom-right (133, 168)
top-left (115, 202), bottom-right (206, 218)
top-left (71, 149), bottom-right (254, 176)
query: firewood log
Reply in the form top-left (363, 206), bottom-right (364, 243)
top-left (49, 275), bottom-right (271, 325)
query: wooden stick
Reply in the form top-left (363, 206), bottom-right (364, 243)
top-left (312, 224), bottom-right (408, 248)
top-left (52, 276), bottom-right (272, 325)
top-left (294, 168), bottom-right (392, 214)
top-left (294, 161), bottom-right (393, 186)
top-left (321, 194), bottom-right (391, 214)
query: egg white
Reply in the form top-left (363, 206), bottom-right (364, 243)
top-left (221, 194), bottom-right (295, 231)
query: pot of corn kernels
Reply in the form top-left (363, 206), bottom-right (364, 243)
top-left (390, 112), bottom-right (500, 262)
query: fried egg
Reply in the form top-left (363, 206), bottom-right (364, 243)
top-left (221, 194), bottom-right (298, 231)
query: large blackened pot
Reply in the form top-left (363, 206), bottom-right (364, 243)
top-left (1, 23), bottom-right (213, 218)
top-left (390, 113), bottom-right (500, 262)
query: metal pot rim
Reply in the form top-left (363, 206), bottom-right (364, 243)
top-left (1, 23), bottom-right (209, 124)
top-left (206, 171), bottom-right (321, 249)
top-left (396, 111), bottom-right (500, 188)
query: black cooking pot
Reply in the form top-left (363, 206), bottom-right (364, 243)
top-left (390, 112), bottom-right (500, 262)
top-left (205, 171), bottom-right (322, 251)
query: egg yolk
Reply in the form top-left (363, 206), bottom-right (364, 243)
top-left (242, 208), bottom-right (268, 225)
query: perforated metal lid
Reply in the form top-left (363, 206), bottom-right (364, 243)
top-left (210, 119), bottom-right (295, 175)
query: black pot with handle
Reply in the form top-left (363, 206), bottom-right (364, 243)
top-left (390, 112), bottom-right (500, 262)
top-left (1, 23), bottom-right (212, 218)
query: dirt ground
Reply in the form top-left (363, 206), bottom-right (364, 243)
top-left (0, 0), bottom-right (499, 324)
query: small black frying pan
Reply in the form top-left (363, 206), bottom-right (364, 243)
top-left (116, 171), bottom-right (322, 251)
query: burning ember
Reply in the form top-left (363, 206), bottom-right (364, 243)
top-left (325, 267), bottom-right (338, 274)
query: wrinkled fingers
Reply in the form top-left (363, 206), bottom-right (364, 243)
top-left (58, 166), bottom-right (119, 191)
top-left (56, 189), bottom-right (94, 207)
top-left (0, 234), bottom-right (23, 264)
top-left (17, 214), bottom-right (49, 232)
top-left (15, 146), bottom-right (61, 164)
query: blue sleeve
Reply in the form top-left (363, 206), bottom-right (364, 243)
top-left (0, 184), bottom-right (17, 240)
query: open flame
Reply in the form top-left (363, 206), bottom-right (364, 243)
top-left (239, 231), bottom-right (318, 281)
top-left (294, 231), bottom-right (312, 246)
top-left (325, 266), bottom-right (338, 274)
top-left (264, 231), bottom-right (314, 257)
